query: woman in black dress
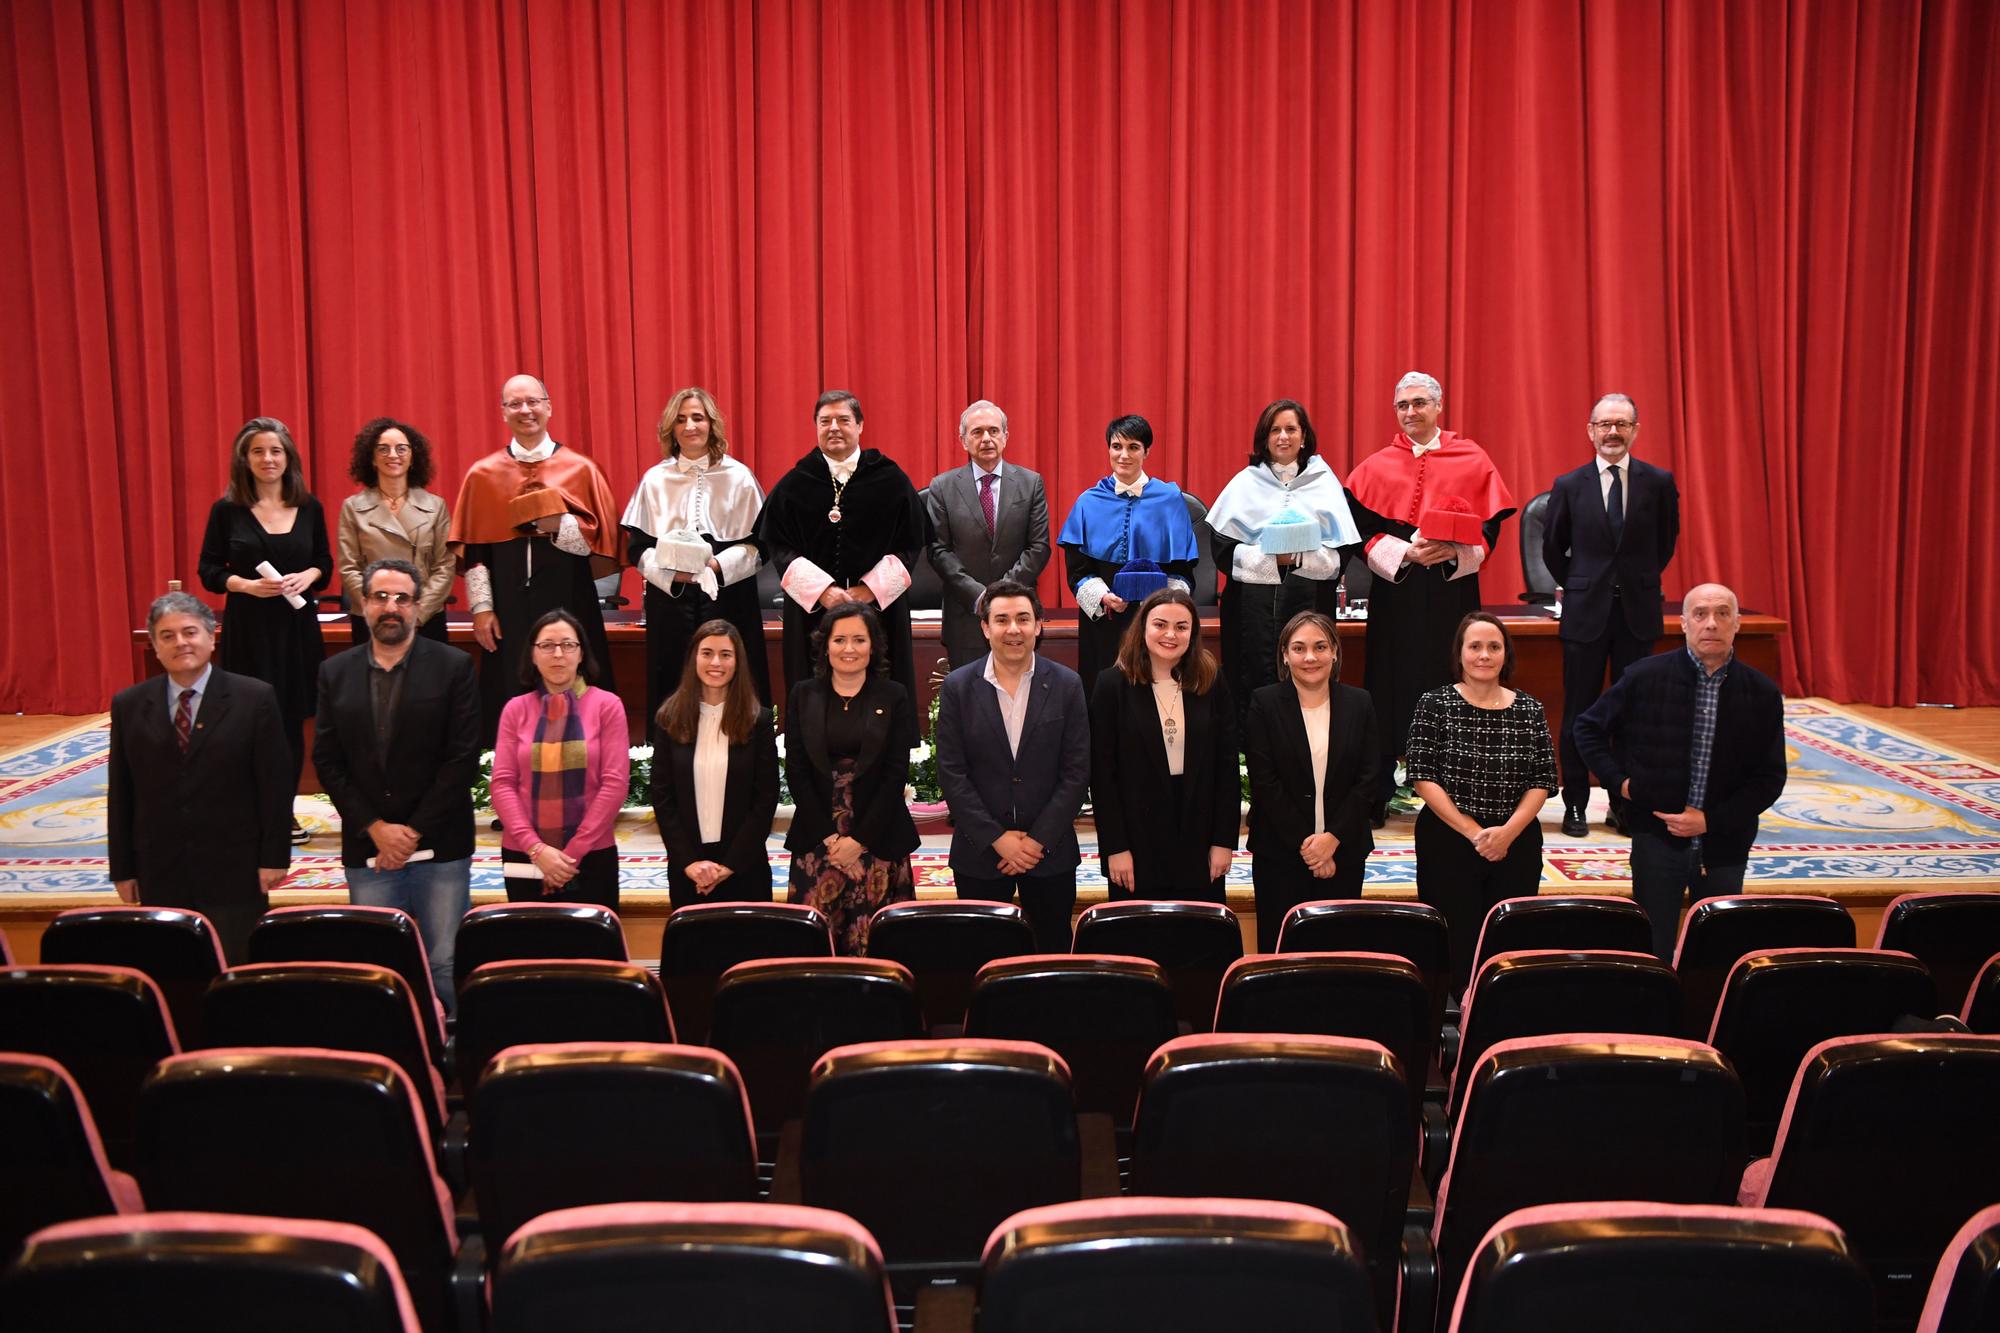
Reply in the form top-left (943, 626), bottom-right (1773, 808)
top-left (1244, 610), bottom-right (1380, 952)
top-left (1405, 611), bottom-right (1559, 990)
top-left (1089, 587), bottom-right (1239, 901)
top-left (652, 619), bottom-right (781, 908)
top-left (783, 602), bottom-right (919, 954)
top-left (198, 417), bottom-right (332, 842)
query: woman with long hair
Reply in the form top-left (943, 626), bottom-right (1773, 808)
top-left (197, 416), bottom-right (332, 843)
top-left (651, 619), bottom-right (780, 907)
top-left (1243, 610), bottom-right (1380, 951)
top-left (1088, 587), bottom-right (1239, 900)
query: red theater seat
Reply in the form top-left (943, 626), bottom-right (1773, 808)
top-left (1433, 1035), bottom-right (1746, 1320)
top-left (0, 962), bottom-right (178, 1167)
top-left (1672, 893), bottom-right (1856, 1037)
top-left (490, 1201), bottom-right (895, 1333)
top-left (1918, 1203), bottom-right (2000, 1333)
top-left (1469, 895), bottom-right (1654, 977)
top-left (660, 901), bottom-right (833, 1043)
top-left (38, 906), bottom-right (225, 1045)
top-left (1740, 1033), bottom-right (2000, 1329)
top-left (1446, 1202), bottom-right (1871, 1333)
top-left (452, 902), bottom-right (628, 993)
top-left (978, 1197), bottom-right (1377, 1333)
top-left (1071, 900), bottom-right (1244, 1034)
top-left (470, 1042), bottom-right (759, 1255)
top-left (0, 1052), bottom-right (143, 1260)
top-left (963, 953), bottom-right (1177, 1129)
top-left (3, 1212), bottom-right (424, 1333)
top-left (250, 904), bottom-right (448, 1052)
top-left (453, 958), bottom-right (674, 1092)
top-left (865, 900), bottom-right (1036, 1034)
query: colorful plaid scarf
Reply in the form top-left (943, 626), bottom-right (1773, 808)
top-left (529, 683), bottom-right (590, 850)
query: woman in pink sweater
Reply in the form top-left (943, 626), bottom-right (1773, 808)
top-left (490, 609), bottom-right (631, 906)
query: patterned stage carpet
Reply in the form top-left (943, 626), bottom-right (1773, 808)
top-left (3, 699), bottom-right (1997, 899)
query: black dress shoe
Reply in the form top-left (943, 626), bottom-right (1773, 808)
top-left (1561, 806), bottom-right (1589, 838)
top-left (1370, 802), bottom-right (1388, 830)
top-left (1605, 803), bottom-right (1629, 835)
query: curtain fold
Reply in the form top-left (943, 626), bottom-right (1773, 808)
top-left (4, 0), bottom-right (1994, 711)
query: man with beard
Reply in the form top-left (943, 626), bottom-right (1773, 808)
top-left (108, 591), bottom-right (293, 963)
top-left (313, 558), bottom-right (481, 1010)
top-left (754, 389), bottom-right (927, 710)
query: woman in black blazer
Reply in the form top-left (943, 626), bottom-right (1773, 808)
top-left (1089, 587), bottom-right (1239, 901)
top-left (783, 602), bottom-right (920, 954)
top-left (651, 619), bottom-right (781, 908)
top-left (1244, 610), bottom-right (1381, 951)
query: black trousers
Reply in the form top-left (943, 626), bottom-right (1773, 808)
top-left (1414, 808), bottom-right (1545, 992)
top-left (500, 844), bottom-right (619, 908)
top-left (956, 871), bottom-right (1078, 955)
top-left (1251, 852), bottom-right (1366, 953)
top-left (666, 838), bottom-right (775, 910)
top-left (1558, 615), bottom-right (1656, 808)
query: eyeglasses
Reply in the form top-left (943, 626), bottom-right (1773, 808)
top-left (1590, 419), bottom-right (1637, 432)
top-left (534, 639), bottom-right (582, 654)
top-left (373, 442), bottom-right (412, 455)
top-left (503, 396), bottom-right (551, 412)
top-left (366, 591), bottom-right (415, 607)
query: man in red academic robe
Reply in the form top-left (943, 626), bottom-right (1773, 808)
top-left (450, 373), bottom-right (624, 739)
top-left (1345, 371), bottom-right (1515, 823)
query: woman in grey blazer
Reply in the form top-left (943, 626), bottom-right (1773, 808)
top-left (337, 417), bottom-right (456, 643)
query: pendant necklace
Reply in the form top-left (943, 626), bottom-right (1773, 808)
top-left (828, 472), bottom-right (848, 524)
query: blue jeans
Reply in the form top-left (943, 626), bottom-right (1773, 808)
top-left (1629, 828), bottom-right (1746, 961)
top-left (346, 856), bottom-right (473, 1014)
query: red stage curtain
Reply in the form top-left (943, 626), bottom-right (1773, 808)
top-left (3, 0), bottom-right (1995, 712)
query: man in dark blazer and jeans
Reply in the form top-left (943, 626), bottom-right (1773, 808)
top-left (1543, 392), bottom-right (1680, 837)
top-left (314, 558), bottom-right (481, 1009)
top-left (1575, 583), bottom-right (1788, 959)
top-left (934, 578), bottom-right (1091, 952)
top-left (109, 591), bottom-right (293, 963)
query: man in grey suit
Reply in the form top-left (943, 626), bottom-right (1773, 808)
top-left (925, 400), bottom-right (1053, 669)
top-left (934, 578), bottom-right (1091, 952)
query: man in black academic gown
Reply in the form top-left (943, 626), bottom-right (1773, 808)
top-left (754, 389), bottom-right (926, 714)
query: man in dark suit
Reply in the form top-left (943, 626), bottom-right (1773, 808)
top-left (1575, 583), bottom-right (1788, 960)
top-left (933, 578), bottom-right (1091, 952)
top-left (108, 591), bottom-right (293, 963)
top-left (925, 400), bottom-right (1053, 669)
top-left (1542, 392), bottom-right (1680, 837)
top-left (313, 558), bottom-right (481, 1009)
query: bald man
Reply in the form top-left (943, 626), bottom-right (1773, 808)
top-left (449, 373), bottom-right (623, 738)
top-left (1574, 584), bottom-right (1788, 958)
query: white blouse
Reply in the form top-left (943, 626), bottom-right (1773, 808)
top-left (1153, 680), bottom-right (1186, 777)
top-left (1302, 699), bottom-right (1331, 834)
top-left (694, 701), bottom-right (729, 845)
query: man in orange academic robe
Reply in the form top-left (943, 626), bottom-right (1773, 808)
top-left (450, 373), bottom-right (623, 739)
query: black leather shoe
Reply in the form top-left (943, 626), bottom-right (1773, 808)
top-left (1561, 806), bottom-right (1589, 839)
top-left (1605, 803), bottom-right (1629, 835)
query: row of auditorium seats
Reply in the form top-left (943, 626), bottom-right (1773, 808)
top-left (15, 889), bottom-right (2000, 1042)
top-left (9, 1199), bottom-right (1994, 1333)
top-left (7, 919), bottom-right (1999, 1178)
top-left (3, 1072), bottom-right (2000, 1328)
